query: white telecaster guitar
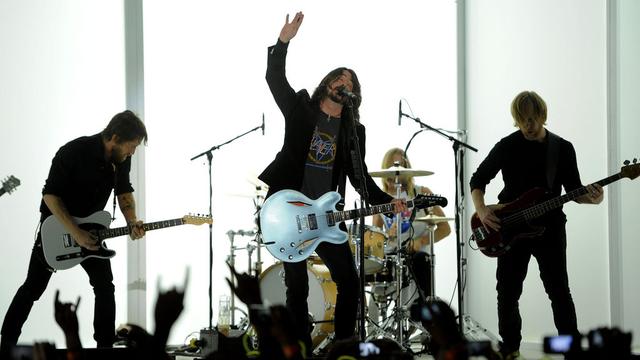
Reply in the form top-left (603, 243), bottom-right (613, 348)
top-left (41, 210), bottom-right (212, 270)
top-left (260, 189), bottom-right (447, 263)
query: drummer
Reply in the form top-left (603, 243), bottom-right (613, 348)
top-left (372, 147), bottom-right (451, 300)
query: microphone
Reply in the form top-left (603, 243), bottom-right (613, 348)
top-left (337, 86), bottom-right (357, 100)
top-left (398, 100), bottom-right (402, 126)
top-left (261, 113), bottom-right (265, 135)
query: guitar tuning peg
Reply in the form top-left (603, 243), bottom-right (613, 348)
top-left (624, 160), bottom-right (630, 165)
top-left (633, 158), bottom-right (638, 164)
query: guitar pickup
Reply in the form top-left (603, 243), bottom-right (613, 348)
top-left (62, 234), bottom-right (78, 248)
top-left (326, 211), bottom-right (335, 227)
top-left (308, 214), bottom-right (318, 230)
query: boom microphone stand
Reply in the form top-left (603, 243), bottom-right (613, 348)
top-left (340, 95), bottom-right (371, 342)
top-left (190, 117), bottom-right (265, 330)
top-left (400, 111), bottom-right (476, 334)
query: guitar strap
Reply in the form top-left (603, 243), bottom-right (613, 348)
top-left (336, 165), bottom-right (347, 211)
top-left (546, 130), bottom-right (561, 190)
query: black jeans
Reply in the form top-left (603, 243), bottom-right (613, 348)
top-left (496, 223), bottom-right (578, 353)
top-left (283, 240), bottom-right (359, 351)
top-left (0, 233), bottom-right (116, 351)
top-left (407, 251), bottom-right (432, 301)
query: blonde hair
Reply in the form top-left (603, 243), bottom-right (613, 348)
top-left (511, 90), bottom-right (547, 126)
top-left (380, 147), bottom-right (416, 197)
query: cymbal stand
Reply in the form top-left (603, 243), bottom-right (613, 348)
top-left (425, 215), bottom-right (438, 301)
top-left (392, 168), bottom-right (404, 345)
top-left (226, 229), bottom-right (257, 325)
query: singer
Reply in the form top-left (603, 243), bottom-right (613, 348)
top-left (258, 12), bottom-right (406, 353)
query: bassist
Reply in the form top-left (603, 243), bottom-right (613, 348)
top-left (0, 111), bottom-right (147, 355)
top-left (469, 91), bottom-right (603, 360)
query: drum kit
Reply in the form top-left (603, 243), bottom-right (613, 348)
top-left (223, 166), bottom-right (452, 353)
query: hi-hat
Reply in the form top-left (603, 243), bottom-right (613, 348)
top-left (369, 166), bottom-right (433, 179)
top-left (414, 214), bottom-right (454, 224)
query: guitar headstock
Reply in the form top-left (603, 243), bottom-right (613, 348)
top-left (414, 194), bottom-right (448, 209)
top-left (621, 159), bottom-right (640, 180)
top-left (2, 175), bottom-right (20, 194)
top-left (183, 214), bottom-right (213, 226)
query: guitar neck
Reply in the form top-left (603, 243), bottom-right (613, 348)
top-left (98, 218), bottom-right (186, 240)
top-left (330, 199), bottom-right (417, 223)
top-left (523, 172), bottom-right (622, 220)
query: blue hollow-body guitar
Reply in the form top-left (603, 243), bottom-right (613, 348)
top-left (260, 189), bottom-right (447, 263)
top-left (41, 210), bottom-right (212, 270)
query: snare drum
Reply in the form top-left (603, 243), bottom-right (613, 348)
top-left (349, 225), bottom-right (386, 274)
top-left (259, 261), bottom-right (336, 348)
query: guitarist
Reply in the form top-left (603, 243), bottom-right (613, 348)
top-left (469, 91), bottom-right (603, 360)
top-left (0, 111), bottom-right (147, 355)
top-left (259, 12), bottom-right (407, 352)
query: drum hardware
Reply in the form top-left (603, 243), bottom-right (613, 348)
top-left (362, 162), bottom-right (444, 350)
top-left (369, 165), bottom-right (434, 180)
top-left (226, 228), bottom-right (262, 326)
top-left (259, 261), bottom-right (337, 349)
top-left (414, 214), bottom-right (454, 301)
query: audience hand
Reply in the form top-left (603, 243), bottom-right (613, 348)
top-left (153, 270), bottom-right (188, 347)
top-left (225, 262), bottom-right (262, 306)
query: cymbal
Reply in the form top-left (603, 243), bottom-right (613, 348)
top-left (369, 166), bottom-right (433, 178)
top-left (414, 214), bottom-right (454, 224)
top-left (246, 175), bottom-right (269, 192)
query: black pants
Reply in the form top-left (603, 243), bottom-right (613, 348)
top-left (0, 233), bottom-right (116, 351)
top-left (283, 240), bottom-right (359, 351)
top-left (496, 223), bottom-right (578, 353)
top-left (407, 251), bottom-right (432, 301)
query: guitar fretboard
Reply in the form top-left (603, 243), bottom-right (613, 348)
top-left (328, 199), bottom-right (418, 224)
top-left (98, 218), bottom-right (185, 240)
top-left (513, 173), bottom-right (621, 222)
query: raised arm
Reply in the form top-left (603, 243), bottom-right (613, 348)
top-left (266, 12), bottom-right (304, 117)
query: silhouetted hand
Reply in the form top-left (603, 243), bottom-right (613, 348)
top-left (225, 262), bottom-right (262, 306)
top-left (32, 342), bottom-right (56, 360)
top-left (54, 290), bottom-right (82, 350)
top-left (153, 270), bottom-right (189, 348)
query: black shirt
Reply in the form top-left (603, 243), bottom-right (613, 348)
top-left (300, 112), bottom-right (341, 199)
top-left (469, 130), bottom-right (582, 222)
top-left (39, 133), bottom-right (134, 222)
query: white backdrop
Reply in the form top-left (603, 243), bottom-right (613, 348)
top-left (0, 0), bottom-right (129, 349)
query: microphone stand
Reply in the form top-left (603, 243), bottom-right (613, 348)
top-left (400, 111), bottom-right (476, 334)
top-left (190, 122), bottom-right (263, 330)
top-left (342, 97), bottom-right (370, 342)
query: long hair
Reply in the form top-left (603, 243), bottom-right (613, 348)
top-left (381, 147), bottom-right (416, 197)
top-left (102, 110), bottom-right (148, 144)
top-left (511, 90), bottom-right (547, 126)
top-left (310, 67), bottom-right (361, 122)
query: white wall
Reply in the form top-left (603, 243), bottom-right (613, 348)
top-left (0, 0), bottom-right (128, 348)
top-left (465, 0), bottom-right (620, 348)
top-left (615, 0), bottom-right (640, 349)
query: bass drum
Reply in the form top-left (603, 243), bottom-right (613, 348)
top-left (259, 261), bottom-right (336, 348)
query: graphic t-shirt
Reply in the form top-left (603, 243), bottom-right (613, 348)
top-left (300, 112), bottom-right (341, 200)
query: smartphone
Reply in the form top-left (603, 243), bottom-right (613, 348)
top-left (543, 334), bottom-right (580, 354)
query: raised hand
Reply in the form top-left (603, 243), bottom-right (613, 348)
top-left (279, 12), bottom-right (304, 43)
top-left (54, 290), bottom-right (80, 336)
top-left (54, 290), bottom-right (82, 351)
top-left (225, 262), bottom-right (262, 306)
top-left (153, 269), bottom-right (189, 338)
